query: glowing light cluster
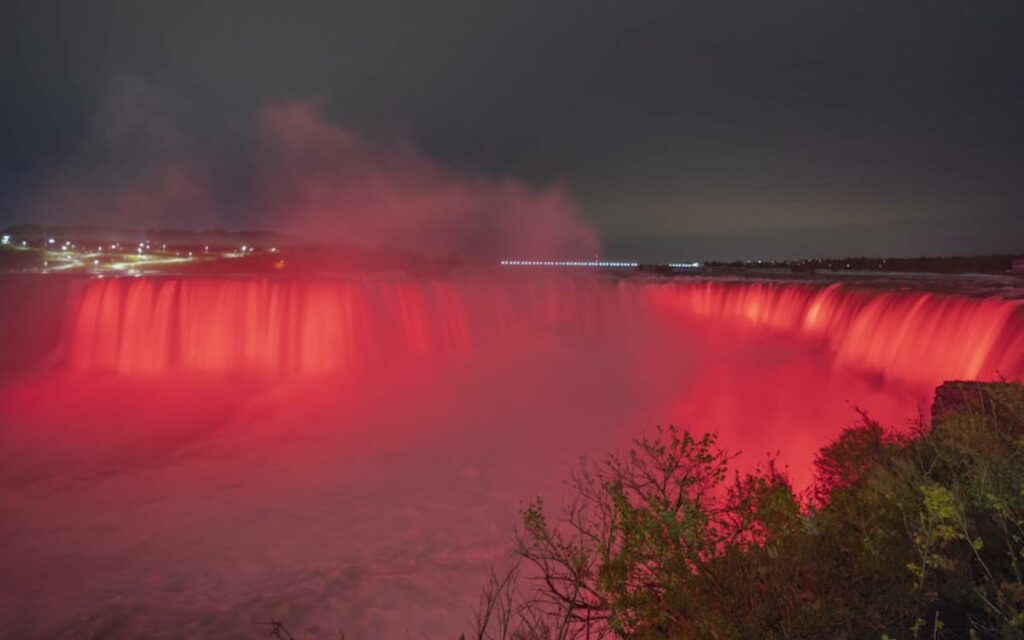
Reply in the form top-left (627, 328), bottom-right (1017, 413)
top-left (501, 259), bottom-right (638, 268)
top-left (668, 262), bottom-right (701, 269)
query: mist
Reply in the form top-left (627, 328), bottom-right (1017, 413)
top-left (20, 78), bottom-right (597, 260)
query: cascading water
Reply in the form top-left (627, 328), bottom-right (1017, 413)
top-left (62, 275), bottom-right (1024, 387)
top-left (63, 276), bottom-right (639, 374)
top-left (646, 280), bottom-right (1024, 387)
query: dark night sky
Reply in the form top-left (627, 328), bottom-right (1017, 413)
top-left (2, 0), bottom-right (1023, 260)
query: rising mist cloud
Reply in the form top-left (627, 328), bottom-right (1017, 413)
top-left (22, 80), bottom-right (598, 259)
top-left (252, 102), bottom-right (598, 259)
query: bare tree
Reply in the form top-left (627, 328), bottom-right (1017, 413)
top-left (472, 559), bottom-right (553, 640)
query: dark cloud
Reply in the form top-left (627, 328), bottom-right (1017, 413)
top-left (2, 0), bottom-right (1023, 259)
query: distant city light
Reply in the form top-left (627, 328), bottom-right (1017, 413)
top-left (668, 262), bottom-right (701, 269)
top-left (500, 259), bottom-right (638, 268)
top-left (1, 234), bottom-right (9, 244)
top-left (47, 238), bottom-right (55, 244)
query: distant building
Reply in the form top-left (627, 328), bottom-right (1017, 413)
top-left (1013, 258), bottom-right (1024, 273)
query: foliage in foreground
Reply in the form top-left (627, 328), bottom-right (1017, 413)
top-left (472, 382), bottom-right (1024, 639)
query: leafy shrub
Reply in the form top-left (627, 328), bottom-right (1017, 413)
top-left (474, 382), bottom-right (1024, 639)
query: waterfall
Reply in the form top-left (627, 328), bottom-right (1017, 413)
top-left (62, 276), bottom-right (1024, 385)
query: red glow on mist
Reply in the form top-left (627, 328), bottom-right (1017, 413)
top-left (255, 103), bottom-right (598, 259)
top-left (25, 89), bottom-right (599, 260)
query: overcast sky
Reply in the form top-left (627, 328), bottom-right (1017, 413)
top-left (2, 0), bottom-right (1023, 260)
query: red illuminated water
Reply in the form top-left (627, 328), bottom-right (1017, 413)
top-left (64, 276), bottom-right (1024, 386)
top-left (646, 280), bottom-right (1024, 386)
top-left (63, 276), bottom-right (635, 375)
top-left (2, 273), bottom-right (1023, 638)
